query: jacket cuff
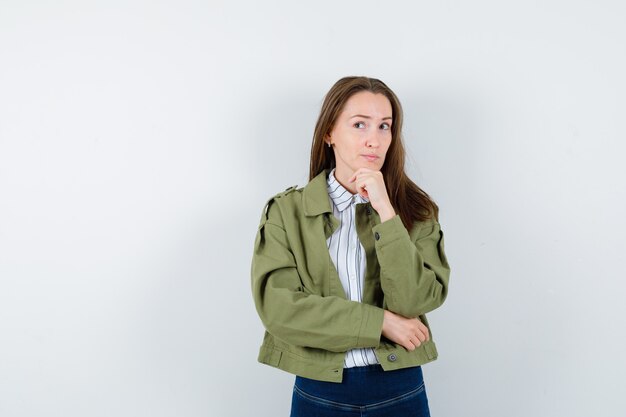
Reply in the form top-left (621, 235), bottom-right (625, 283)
top-left (356, 304), bottom-right (384, 348)
top-left (372, 214), bottom-right (409, 246)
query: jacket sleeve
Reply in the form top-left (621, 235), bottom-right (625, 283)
top-left (250, 196), bottom-right (385, 352)
top-left (372, 214), bottom-right (450, 318)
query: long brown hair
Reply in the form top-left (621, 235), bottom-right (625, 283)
top-left (309, 76), bottom-right (439, 230)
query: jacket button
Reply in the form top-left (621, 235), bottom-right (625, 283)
top-left (374, 232), bottom-right (380, 241)
top-left (387, 353), bottom-right (397, 362)
top-left (366, 206), bottom-right (372, 215)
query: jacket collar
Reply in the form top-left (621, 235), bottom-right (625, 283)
top-left (303, 168), bottom-right (333, 217)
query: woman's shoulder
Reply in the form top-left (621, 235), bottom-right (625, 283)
top-left (257, 184), bottom-right (304, 226)
top-left (265, 184), bottom-right (302, 205)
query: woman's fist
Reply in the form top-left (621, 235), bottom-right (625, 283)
top-left (381, 309), bottom-right (430, 351)
top-left (348, 168), bottom-right (396, 222)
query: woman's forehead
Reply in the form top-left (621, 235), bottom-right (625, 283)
top-left (340, 91), bottom-right (392, 118)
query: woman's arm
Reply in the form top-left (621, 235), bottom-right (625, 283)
top-left (372, 215), bottom-right (451, 318)
top-left (348, 169), bottom-right (450, 318)
top-left (251, 197), bottom-right (385, 352)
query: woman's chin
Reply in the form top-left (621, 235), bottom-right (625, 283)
top-left (361, 161), bottom-right (383, 170)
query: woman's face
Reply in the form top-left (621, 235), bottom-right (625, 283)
top-left (325, 91), bottom-right (393, 178)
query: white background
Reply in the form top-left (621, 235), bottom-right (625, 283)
top-left (1, 1), bottom-right (625, 416)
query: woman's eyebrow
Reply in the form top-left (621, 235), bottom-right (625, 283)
top-left (349, 114), bottom-right (392, 120)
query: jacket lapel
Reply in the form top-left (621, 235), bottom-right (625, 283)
top-left (302, 169), bottom-right (344, 299)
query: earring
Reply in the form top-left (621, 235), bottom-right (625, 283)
top-left (327, 142), bottom-right (331, 148)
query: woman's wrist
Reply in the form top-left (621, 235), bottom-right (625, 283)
top-left (378, 206), bottom-right (396, 223)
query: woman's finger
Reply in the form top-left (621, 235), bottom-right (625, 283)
top-left (411, 337), bottom-right (421, 348)
top-left (415, 320), bottom-right (430, 341)
top-left (405, 337), bottom-right (416, 351)
top-left (415, 330), bottom-right (427, 343)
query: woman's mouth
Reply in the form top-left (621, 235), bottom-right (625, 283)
top-left (363, 154), bottom-right (379, 162)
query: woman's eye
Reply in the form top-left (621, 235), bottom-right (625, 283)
top-left (353, 122), bottom-right (365, 129)
top-left (380, 123), bottom-right (390, 130)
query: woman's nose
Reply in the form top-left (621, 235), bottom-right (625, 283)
top-left (366, 132), bottom-right (381, 148)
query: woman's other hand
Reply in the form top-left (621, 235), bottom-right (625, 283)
top-left (381, 309), bottom-right (430, 351)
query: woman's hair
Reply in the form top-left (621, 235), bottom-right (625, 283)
top-left (309, 76), bottom-right (439, 230)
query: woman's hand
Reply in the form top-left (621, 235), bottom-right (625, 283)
top-left (381, 310), bottom-right (430, 351)
top-left (348, 168), bottom-right (396, 222)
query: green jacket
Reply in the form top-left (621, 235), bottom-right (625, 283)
top-left (250, 168), bottom-right (451, 383)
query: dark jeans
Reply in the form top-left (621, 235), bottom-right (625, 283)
top-left (290, 364), bottom-right (431, 417)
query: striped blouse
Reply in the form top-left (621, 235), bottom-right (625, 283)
top-left (326, 168), bottom-right (380, 368)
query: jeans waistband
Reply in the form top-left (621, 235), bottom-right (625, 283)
top-left (295, 365), bottom-right (424, 406)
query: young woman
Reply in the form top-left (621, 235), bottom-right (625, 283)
top-left (251, 76), bottom-right (451, 417)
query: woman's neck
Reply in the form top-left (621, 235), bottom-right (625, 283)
top-left (333, 166), bottom-right (357, 195)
